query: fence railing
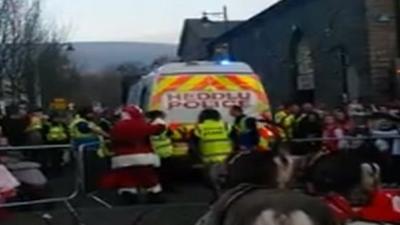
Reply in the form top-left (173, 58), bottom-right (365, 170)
top-left (0, 142), bottom-right (111, 225)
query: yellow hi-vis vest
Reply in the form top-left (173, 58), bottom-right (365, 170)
top-left (235, 116), bottom-right (251, 134)
top-left (69, 117), bottom-right (96, 140)
top-left (274, 110), bottom-right (287, 125)
top-left (47, 125), bottom-right (68, 142)
top-left (194, 120), bottom-right (232, 164)
top-left (97, 136), bottom-right (113, 158)
top-left (169, 125), bottom-right (190, 156)
top-left (151, 131), bottom-right (173, 158)
top-left (282, 114), bottom-right (296, 139)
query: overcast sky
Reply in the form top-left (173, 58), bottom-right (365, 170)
top-left (44, 0), bottom-right (279, 43)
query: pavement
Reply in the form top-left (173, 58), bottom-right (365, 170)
top-left (1, 163), bottom-right (212, 225)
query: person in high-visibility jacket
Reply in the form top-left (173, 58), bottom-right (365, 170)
top-left (42, 112), bottom-right (69, 173)
top-left (69, 108), bottom-right (109, 145)
top-left (229, 105), bottom-right (260, 151)
top-left (69, 107), bottom-right (110, 192)
top-left (274, 105), bottom-right (288, 125)
top-left (168, 122), bottom-right (191, 157)
top-left (26, 108), bottom-right (45, 146)
top-left (281, 104), bottom-right (301, 140)
top-left (146, 111), bottom-right (173, 159)
top-left (194, 108), bottom-right (232, 164)
top-left (146, 110), bottom-right (175, 191)
top-left (258, 111), bottom-right (283, 151)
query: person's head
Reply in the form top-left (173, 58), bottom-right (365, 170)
top-left (334, 109), bottom-right (348, 122)
top-left (260, 110), bottom-right (272, 121)
top-left (277, 104), bottom-right (285, 111)
top-left (31, 107), bottom-right (43, 116)
top-left (323, 114), bottom-right (336, 126)
top-left (307, 113), bottom-right (319, 123)
top-left (308, 152), bottom-right (362, 195)
top-left (230, 105), bottom-right (244, 118)
top-left (225, 151), bottom-right (294, 189)
top-left (302, 103), bottom-right (314, 113)
top-left (288, 104), bottom-right (300, 115)
top-left (78, 107), bottom-right (95, 121)
top-left (378, 105), bottom-right (389, 113)
top-left (48, 112), bottom-right (61, 123)
top-left (145, 110), bottom-right (166, 122)
top-left (350, 99), bottom-right (360, 105)
top-left (121, 105), bottom-right (143, 120)
top-left (198, 108), bottom-right (221, 123)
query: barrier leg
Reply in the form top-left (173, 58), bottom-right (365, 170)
top-left (64, 200), bottom-right (85, 225)
top-left (77, 144), bottom-right (113, 209)
top-left (87, 192), bottom-right (112, 209)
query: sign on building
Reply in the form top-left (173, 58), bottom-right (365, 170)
top-left (296, 41), bottom-right (315, 90)
top-left (297, 75), bottom-right (315, 90)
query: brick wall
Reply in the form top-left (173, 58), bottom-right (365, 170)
top-left (365, 0), bottom-right (398, 100)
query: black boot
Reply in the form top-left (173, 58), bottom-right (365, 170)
top-left (119, 192), bottom-right (139, 205)
top-left (147, 193), bottom-right (165, 204)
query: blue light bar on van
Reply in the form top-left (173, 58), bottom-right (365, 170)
top-left (219, 59), bottom-right (231, 65)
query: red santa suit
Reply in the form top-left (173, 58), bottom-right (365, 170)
top-left (99, 105), bottom-right (165, 194)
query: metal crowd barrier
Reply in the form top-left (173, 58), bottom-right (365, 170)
top-left (290, 135), bottom-right (400, 143)
top-left (0, 144), bottom-right (75, 207)
top-left (0, 142), bottom-right (111, 225)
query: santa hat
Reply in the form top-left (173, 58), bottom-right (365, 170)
top-left (122, 105), bottom-right (143, 119)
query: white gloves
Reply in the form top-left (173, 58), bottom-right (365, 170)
top-left (152, 118), bottom-right (166, 125)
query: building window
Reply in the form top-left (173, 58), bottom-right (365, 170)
top-left (139, 86), bottom-right (148, 109)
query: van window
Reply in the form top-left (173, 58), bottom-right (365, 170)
top-left (127, 81), bottom-right (142, 105)
top-left (139, 86), bottom-right (148, 109)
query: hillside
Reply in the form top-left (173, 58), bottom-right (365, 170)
top-left (69, 42), bottom-right (177, 73)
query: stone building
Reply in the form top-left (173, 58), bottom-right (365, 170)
top-left (209, 0), bottom-right (399, 107)
top-left (178, 19), bottom-right (241, 61)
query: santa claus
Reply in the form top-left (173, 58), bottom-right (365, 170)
top-left (99, 105), bottom-right (166, 203)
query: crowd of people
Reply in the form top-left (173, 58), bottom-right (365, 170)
top-left (268, 100), bottom-right (400, 185)
top-left (0, 105), bottom-right (116, 211)
top-left (1, 100), bottom-right (400, 223)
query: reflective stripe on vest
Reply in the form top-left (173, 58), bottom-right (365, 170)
top-left (195, 120), bottom-right (232, 164)
top-left (258, 127), bottom-right (273, 151)
top-left (47, 125), bottom-right (68, 142)
top-left (151, 131), bottom-right (173, 158)
top-left (282, 114), bottom-right (295, 139)
top-left (69, 117), bottom-right (96, 139)
top-left (234, 116), bottom-right (251, 136)
top-left (274, 111), bottom-right (287, 124)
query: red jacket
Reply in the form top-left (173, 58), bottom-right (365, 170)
top-left (323, 189), bottom-right (400, 224)
top-left (322, 125), bottom-right (344, 152)
top-left (355, 189), bottom-right (400, 223)
top-left (99, 106), bottom-right (165, 190)
top-left (110, 112), bottom-right (165, 169)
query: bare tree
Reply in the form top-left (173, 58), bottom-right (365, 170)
top-left (0, 0), bottom-right (63, 106)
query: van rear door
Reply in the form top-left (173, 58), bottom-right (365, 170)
top-left (149, 74), bottom-right (270, 124)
